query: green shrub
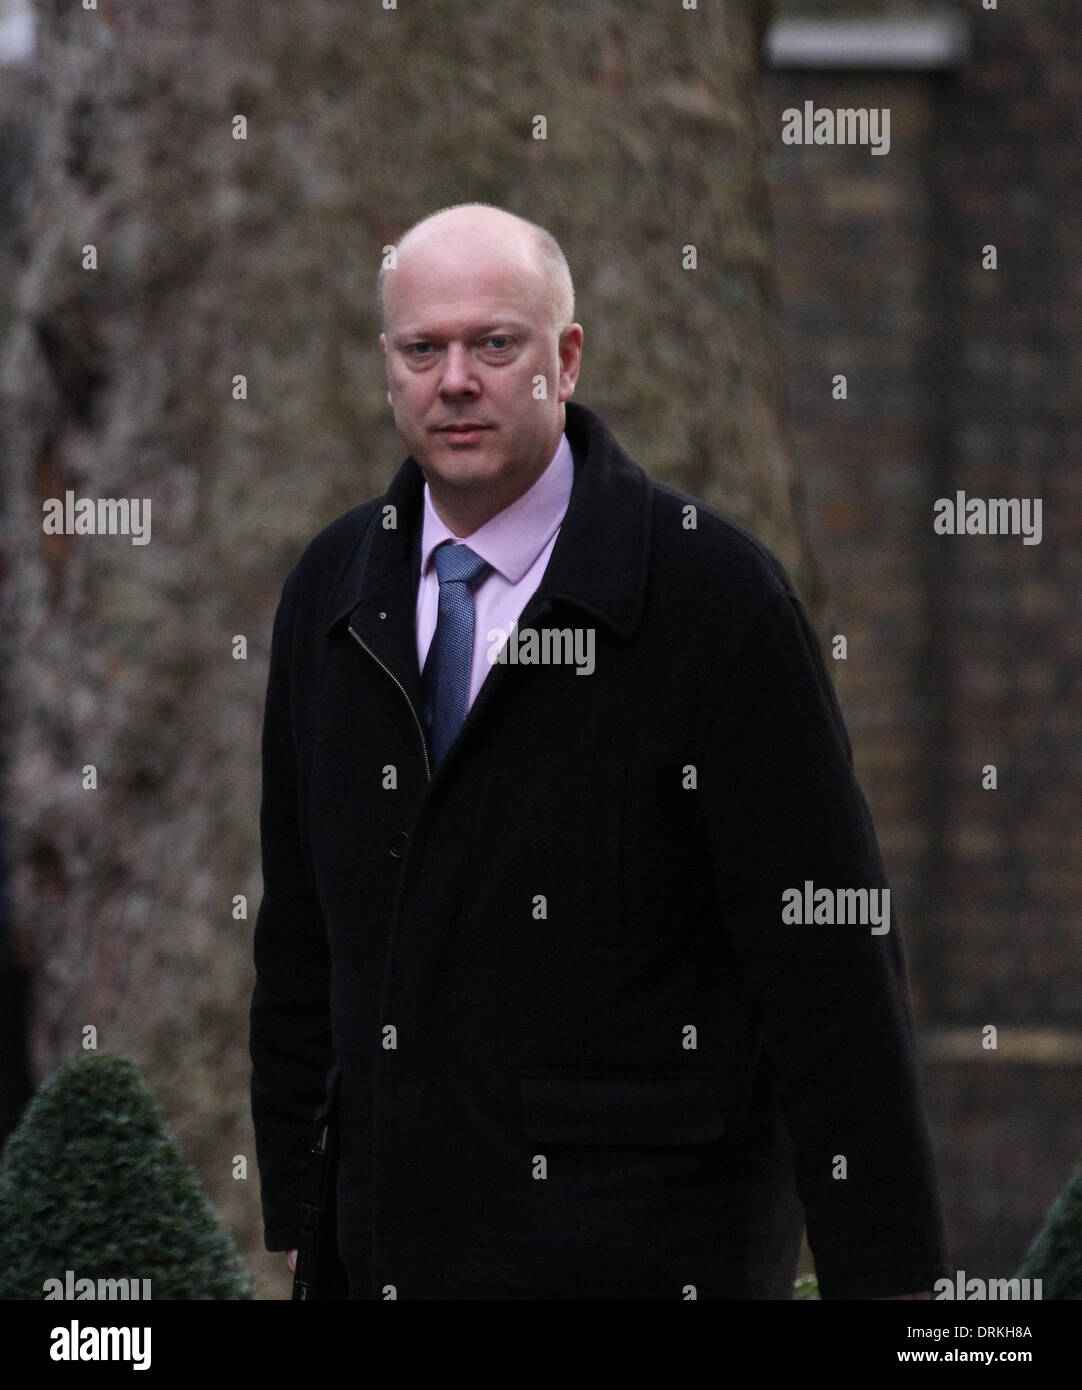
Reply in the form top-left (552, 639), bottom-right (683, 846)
top-left (1019, 1158), bottom-right (1082, 1300)
top-left (0, 1052), bottom-right (251, 1299)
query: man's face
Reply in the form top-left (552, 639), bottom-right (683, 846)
top-left (379, 231), bottom-right (581, 522)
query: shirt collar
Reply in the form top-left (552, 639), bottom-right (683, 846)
top-left (326, 401), bottom-right (653, 642)
top-left (418, 432), bottom-right (575, 585)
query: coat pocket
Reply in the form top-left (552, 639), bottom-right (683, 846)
top-left (520, 1071), bottom-right (724, 1147)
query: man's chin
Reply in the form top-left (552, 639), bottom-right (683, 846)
top-left (420, 449), bottom-right (506, 488)
top-left (432, 433), bottom-right (498, 461)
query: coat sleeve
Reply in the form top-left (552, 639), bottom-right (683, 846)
top-left (249, 565), bottom-right (334, 1252)
top-left (695, 586), bottom-right (951, 1299)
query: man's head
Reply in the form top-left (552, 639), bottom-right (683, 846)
top-left (378, 203), bottom-right (583, 535)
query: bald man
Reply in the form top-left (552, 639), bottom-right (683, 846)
top-left (249, 203), bottom-right (950, 1300)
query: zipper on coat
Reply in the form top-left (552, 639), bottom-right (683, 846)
top-left (348, 623), bottom-right (433, 782)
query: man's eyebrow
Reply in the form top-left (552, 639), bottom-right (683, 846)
top-left (391, 320), bottom-right (532, 345)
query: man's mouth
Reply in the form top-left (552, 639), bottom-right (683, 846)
top-left (437, 424), bottom-right (493, 443)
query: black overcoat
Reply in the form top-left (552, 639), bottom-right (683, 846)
top-left (249, 400), bottom-right (950, 1299)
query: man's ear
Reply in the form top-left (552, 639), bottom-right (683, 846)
top-left (380, 334), bottom-right (392, 406)
top-left (557, 323), bottom-right (584, 401)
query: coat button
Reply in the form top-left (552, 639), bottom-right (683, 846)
top-left (387, 830), bottom-right (409, 859)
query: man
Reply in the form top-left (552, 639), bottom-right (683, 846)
top-left (249, 202), bottom-right (950, 1299)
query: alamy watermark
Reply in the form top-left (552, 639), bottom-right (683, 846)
top-left (486, 619), bottom-right (595, 675)
top-left (781, 880), bottom-right (890, 934)
top-left (43, 1270), bottom-right (152, 1300)
top-left (42, 492), bottom-right (152, 545)
top-left (49, 1321), bottom-right (151, 1370)
top-left (933, 491), bottom-right (1042, 545)
top-left (933, 1270), bottom-right (1042, 1301)
top-left (781, 101), bottom-right (890, 156)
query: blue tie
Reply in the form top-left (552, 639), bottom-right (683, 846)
top-left (422, 542), bottom-right (492, 766)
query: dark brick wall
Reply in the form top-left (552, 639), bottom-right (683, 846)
top-left (763, 0), bottom-right (1082, 1282)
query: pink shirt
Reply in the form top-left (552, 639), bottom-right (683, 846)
top-left (416, 432), bottom-right (575, 709)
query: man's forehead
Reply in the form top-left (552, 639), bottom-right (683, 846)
top-left (399, 217), bottom-right (534, 268)
top-left (390, 254), bottom-right (536, 298)
top-left (383, 226), bottom-right (551, 338)
top-left (389, 296), bottom-right (536, 341)
top-left (389, 230), bottom-right (539, 292)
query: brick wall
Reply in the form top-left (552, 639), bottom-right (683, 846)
top-left (763, 0), bottom-right (1082, 1280)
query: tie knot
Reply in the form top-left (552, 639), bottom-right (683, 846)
top-left (433, 542), bottom-right (491, 590)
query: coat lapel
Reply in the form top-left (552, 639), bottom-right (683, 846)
top-left (326, 451), bottom-right (427, 718)
top-left (529, 402), bottom-right (652, 639)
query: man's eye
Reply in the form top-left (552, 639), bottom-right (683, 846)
top-left (486, 337), bottom-right (510, 349)
top-left (405, 343), bottom-right (432, 356)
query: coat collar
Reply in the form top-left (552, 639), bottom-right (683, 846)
top-left (325, 401), bottom-right (652, 649)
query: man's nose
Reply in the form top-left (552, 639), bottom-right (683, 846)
top-left (438, 343), bottom-right (479, 396)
